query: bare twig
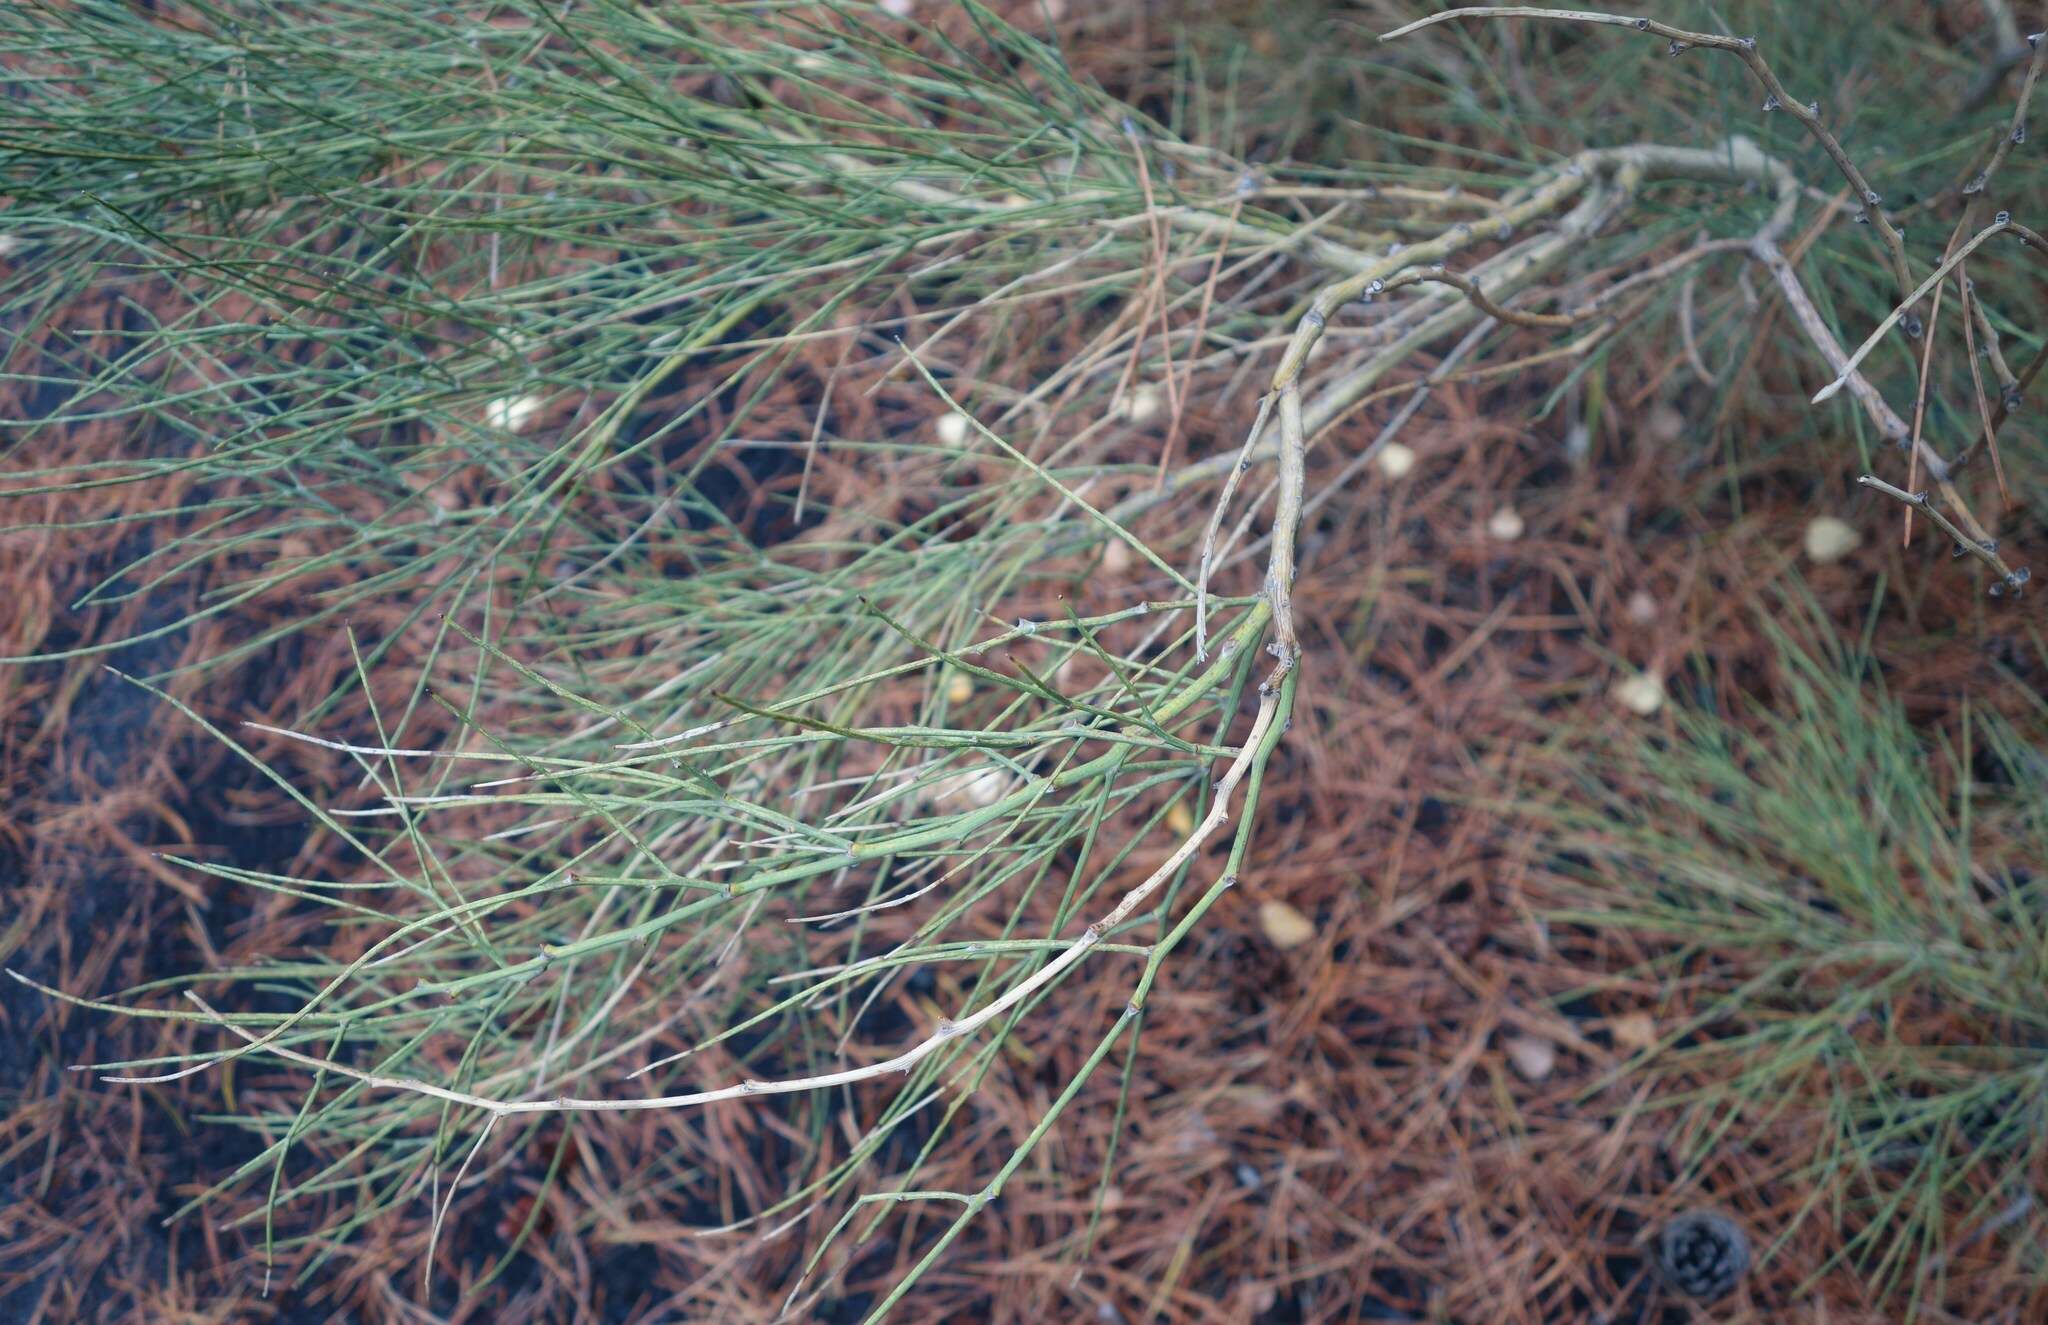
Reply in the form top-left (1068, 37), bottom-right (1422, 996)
top-left (1748, 236), bottom-right (2009, 559)
top-left (1375, 266), bottom-right (1586, 328)
top-left (1268, 385), bottom-right (1307, 661)
top-left (1381, 7), bottom-right (1916, 303)
top-left (1902, 236), bottom-right (1951, 546)
top-left (1813, 218), bottom-right (2012, 403)
top-left (1963, 25), bottom-right (2045, 187)
top-left (1991, 339), bottom-right (2046, 434)
top-left (1195, 392), bottom-right (1275, 658)
top-left (1857, 476), bottom-right (2024, 588)
top-left (1678, 258), bottom-right (1714, 385)
top-left (1968, 281), bottom-right (2022, 400)
top-left (1955, 270), bottom-right (2013, 503)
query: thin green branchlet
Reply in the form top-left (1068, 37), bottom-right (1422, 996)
top-left (2, 3), bottom-right (2041, 1318)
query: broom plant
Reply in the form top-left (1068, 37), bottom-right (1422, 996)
top-left (3, 1), bottom-right (2043, 1316)
top-left (1535, 605), bottom-right (2048, 1310)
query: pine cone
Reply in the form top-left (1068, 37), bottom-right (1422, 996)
top-left (1656, 1209), bottom-right (1750, 1301)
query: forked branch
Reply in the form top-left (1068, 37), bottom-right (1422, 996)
top-left (1381, 7), bottom-right (1915, 300)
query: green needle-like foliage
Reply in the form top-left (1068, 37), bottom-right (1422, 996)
top-left (1541, 612), bottom-right (2048, 1309)
top-left (3, 3), bottom-right (1298, 1308)
top-left (5, 1), bottom-right (2046, 1318)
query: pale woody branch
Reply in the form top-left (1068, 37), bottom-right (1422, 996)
top-left (1380, 6), bottom-right (1916, 300)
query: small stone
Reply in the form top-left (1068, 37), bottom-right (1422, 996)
top-left (1611, 1011), bottom-right (1657, 1053)
top-left (484, 393), bottom-right (543, 432)
top-left (1803, 515), bottom-right (1861, 564)
top-left (1625, 590), bottom-right (1659, 625)
top-left (1102, 539), bottom-right (1132, 574)
top-left (1614, 672), bottom-right (1665, 716)
top-left (1647, 405), bottom-right (1685, 444)
top-left (1257, 899), bottom-right (1315, 950)
top-left (1165, 800), bottom-right (1196, 837)
top-left (963, 769), bottom-right (1007, 806)
top-left (1116, 384), bottom-right (1164, 425)
top-left (935, 410), bottom-right (973, 447)
top-left (879, 0), bottom-right (913, 15)
top-left (945, 673), bottom-right (973, 705)
top-left (1376, 442), bottom-right (1418, 479)
top-left (1486, 506), bottom-right (1525, 541)
top-left (932, 766), bottom-right (1008, 809)
top-left (1504, 1033), bottom-right (1558, 1081)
